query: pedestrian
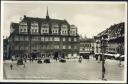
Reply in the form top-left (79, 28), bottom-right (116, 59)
top-left (119, 56), bottom-right (122, 67)
top-left (56, 57), bottom-right (58, 61)
top-left (25, 58), bottom-right (26, 62)
top-left (23, 64), bottom-right (25, 68)
top-left (10, 64), bottom-right (13, 70)
top-left (102, 60), bottom-right (106, 80)
top-left (95, 55), bottom-right (97, 60)
top-left (100, 55), bottom-right (102, 61)
top-left (78, 56), bottom-right (82, 63)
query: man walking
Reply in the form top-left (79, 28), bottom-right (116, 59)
top-left (10, 64), bottom-right (13, 70)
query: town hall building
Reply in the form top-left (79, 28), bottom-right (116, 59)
top-left (8, 9), bottom-right (80, 59)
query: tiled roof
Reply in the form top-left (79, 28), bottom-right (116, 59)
top-left (97, 22), bottom-right (124, 37)
top-left (21, 16), bottom-right (70, 26)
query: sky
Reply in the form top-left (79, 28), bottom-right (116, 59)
top-left (1, 2), bottom-right (126, 38)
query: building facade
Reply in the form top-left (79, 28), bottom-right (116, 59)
top-left (8, 10), bottom-right (80, 59)
top-left (93, 22), bottom-right (124, 55)
top-left (79, 38), bottom-right (94, 56)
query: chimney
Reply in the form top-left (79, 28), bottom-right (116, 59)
top-left (24, 15), bottom-right (26, 18)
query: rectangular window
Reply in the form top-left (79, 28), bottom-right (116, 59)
top-left (69, 38), bottom-right (71, 41)
top-left (55, 45), bottom-right (59, 49)
top-left (54, 37), bottom-right (60, 41)
top-left (63, 38), bottom-right (65, 41)
top-left (74, 38), bottom-right (77, 41)
top-left (41, 37), bottom-right (44, 41)
top-left (45, 37), bottom-right (49, 41)
top-left (63, 45), bottom-right (66, 49)
top-left (50, 37), bottom-right (52, 41)
top-left (25, 36), bottom-right (28, 41)
top-left (68, 45), bottom-right (71, 49)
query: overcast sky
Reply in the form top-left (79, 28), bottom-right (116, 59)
top-left (2, 2), bottom-right (126, 38)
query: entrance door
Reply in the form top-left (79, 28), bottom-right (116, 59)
top-left (54, 52), bottom-right (59, 59)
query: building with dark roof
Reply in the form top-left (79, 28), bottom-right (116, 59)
top-left (8, 9), bottom-right (80, 59)
top-left (94, 22), bottom-right (124, 55)
top-left (79, 37), bottom-right (94, 58)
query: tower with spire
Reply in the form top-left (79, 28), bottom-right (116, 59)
top-left (46, 6), bottom-right (50, 20)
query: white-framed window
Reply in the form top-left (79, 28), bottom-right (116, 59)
top-left (68, 45), bottom-right (71, 49)
top-left (52, 28), bottom-right (59, 34)
top-left (41, 37), bottom-right (45, 41)
top-left (19, 22), bottom-right (28, 34)
top-left (41, 28), bottom-right (49, 34)
top-left (54, 37), bottom-right (60, 41)
top-left (74, 38), bottom-right (77, 41)
top-left (50, 37), bottom-right (53, 41)
top-left (68, 38), bottom-right (71, 41)
top-left (56, 45), bottom-right (59, 49)
top-left (31, 22), bottom-right (39, 34)
top-left (63, 38), bottom-right (66, 41)
top-left (54, 45), bottom-right (59, 49)
top-left (63, 45), bottom-right (66, 49)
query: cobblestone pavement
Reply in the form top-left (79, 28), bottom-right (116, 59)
top-left (3, 58), bottom-right (124, 81)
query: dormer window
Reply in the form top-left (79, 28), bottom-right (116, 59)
top-left (41, 22), bottom-right (49, 34)
top-left (61, 24), bottom-right (68, 35)
top-left (51, 23), bottom-right (59, 35)
top-left (19, 21), bottom-right (28, 34)
top-left (31, 21), bottom-right (39, 34)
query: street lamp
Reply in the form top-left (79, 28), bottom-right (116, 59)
top-left (100, 35), bottom-right (108, 80)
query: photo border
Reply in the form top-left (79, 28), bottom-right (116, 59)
top-left (1, 1), bottom-right (127, 83)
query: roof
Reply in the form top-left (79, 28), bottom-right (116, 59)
top-left (97, 22), bottom-right (124, 37)
top-left (11, 23), bottom-right (19, 29)
top-left (21, 16), bottom-right (70, 26)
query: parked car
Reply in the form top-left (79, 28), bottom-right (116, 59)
top-left (104, 53), bottom-right (120, 60)
top-left (37, 59), bottom-right (42, 64)
top-left (17, 59), bottom-right (23, 65)
top-left (115, 55), bottom-right (124, 61)
top-left (104, 53), bottom-right (115, 59)
top-left (44, 58), bottom-right (50, 63)
top-left (59, 58), bottom-right (66, 63)
top-left (120, 55), bottom-right (124, 61)
top-left (80, 53), bottom-right (90, 59)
